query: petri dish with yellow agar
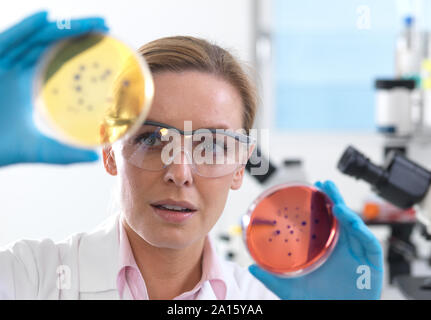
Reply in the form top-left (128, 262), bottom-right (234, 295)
top-left (33, 32), bottom-right (154, 148)
top-left (242, 182), bottom-right (339, 277)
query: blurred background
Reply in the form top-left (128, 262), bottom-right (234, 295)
top-left (1, 0), bottom-right (431, 300)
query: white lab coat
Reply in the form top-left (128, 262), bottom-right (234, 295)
top-left (0, 214), bottom-right (279, 300)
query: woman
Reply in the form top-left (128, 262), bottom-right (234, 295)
top-left (0, 11), bottom-right (383, 300)
top-left (102, 35), bottom-right (278, 299)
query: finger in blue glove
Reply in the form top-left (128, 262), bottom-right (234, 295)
top-left (0, 11), bottom-right (110, 166)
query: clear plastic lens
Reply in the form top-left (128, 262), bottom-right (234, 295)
top-left (118, 125), bottom-right (252, 177)
top-left (242, 182), bottom-right (339, 277)
top-left (34, 33), bottom-right (154, 148)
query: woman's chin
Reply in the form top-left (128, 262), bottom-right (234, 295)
top-left (144, 230), bottom-right (203, 250)
top-left (149, 238), bottom-right (197, 250)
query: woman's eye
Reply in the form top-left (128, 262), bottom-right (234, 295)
top-left (204, 141), bottom-right (226, 153)
top-left (135, 133), bottom-right (162, 147)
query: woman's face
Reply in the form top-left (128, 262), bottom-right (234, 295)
top-left (103, 70), bottom-right (248, 250)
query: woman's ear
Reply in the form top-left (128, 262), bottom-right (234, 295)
top-left (230, 166), bottom-right (246, 190)
top-left (230, 142), bottom-right (255, 190)
top-left (102, 146), bottom-right (117, 176)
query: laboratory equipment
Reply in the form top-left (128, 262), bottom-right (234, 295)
top-left (337, 146), bottom-right (431, 212)
top-left (376, 8), bottom-right (431, 139)
top-left (248, 180), bottom-right (384, 300)
top-left (338, 145), bottom-right (431, 237)
top-left (337, 145), bottom-right (431, 298)
top-left (33, 32), bottom-right (154, 148)
top-left (241, 182), bottom-right (339, 277)
top-left (0, 12), bottom-right (112, 166)
top-left (370, 6), bottom-right (431, 286)
top-left (361, 195), bottom-right (416, 223)
top-left (245, 146), bottom-right (307, 185)
top-left (395, 15), bottom-right (424, 81)
top-left (375, 79), bottom-right (416, 136)
top-left (423, 33), bottom-right (431, 130)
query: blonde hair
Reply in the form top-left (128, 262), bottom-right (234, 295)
top-left (138, 36), bottom-right (257, 133)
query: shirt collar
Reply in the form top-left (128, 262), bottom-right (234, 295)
top-left (117, 214), bottom-right (227, 300)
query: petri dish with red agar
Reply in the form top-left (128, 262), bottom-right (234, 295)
top-left (242, 182), bottom-right (339, 277)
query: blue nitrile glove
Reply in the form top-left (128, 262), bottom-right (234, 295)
top-left (0, 11), bottom-right (110, 167)
top-left (249, 180), bottom-right (384, 300)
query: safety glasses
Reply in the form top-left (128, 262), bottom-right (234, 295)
top-left (116, 121), bottom-right (256, 178)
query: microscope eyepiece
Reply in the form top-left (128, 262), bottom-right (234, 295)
top-left (337, 146), bottom-right (431, 209)
top-left (337, 146), bottom-right (361, 176)
top-left (337, 146), bottom-right (386, 187)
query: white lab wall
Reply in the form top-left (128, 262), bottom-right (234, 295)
top-left (0, 0), bottom-right (254, 61)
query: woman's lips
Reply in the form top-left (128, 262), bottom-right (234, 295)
top-left (150, 204), bottom-right (196, 224)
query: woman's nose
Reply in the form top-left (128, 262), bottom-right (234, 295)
top-left (163, 150), bottom-right (194, 186)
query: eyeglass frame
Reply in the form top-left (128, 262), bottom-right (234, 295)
top-left (118, 120), bottom-right (257, 176)
top-left (141, 120), bottom-right (256, 145)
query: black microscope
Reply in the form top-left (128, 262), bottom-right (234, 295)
top-left (338, 145), bottom-right (431, 299)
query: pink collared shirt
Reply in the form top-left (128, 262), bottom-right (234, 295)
top-left (116, 216), bottom-right (227, 300)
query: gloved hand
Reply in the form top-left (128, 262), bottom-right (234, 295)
top-left (0, 11), bottom-right (109, 167)
top-left (249, 180), bottom-right (384, 300)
